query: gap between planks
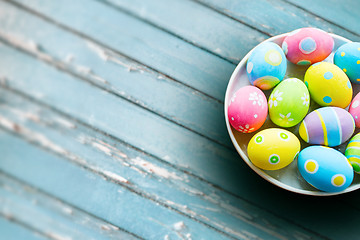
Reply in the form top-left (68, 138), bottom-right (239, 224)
top-left (0, 28), bottom-right (233, 152)
top-left (0, 212), bottom-right (54, 240)
top-left (0, 171), bottom-right (144, 240)
top-left (193, 0), bottom-right (360, 38)
top-left (0, 86), bottom-right (246, 239)
top-left (0, 85), bottom-right (330, 240)
top-left (281, 0), bottom-right (360, 38)
top-left (0, 0), bottom-right (344, 238)
top-left (95, 0), bottom-right (238, 65)
top-left (0, 128), bottom-right (241, 240)
top-left (3, 0), bottom-right (226, 105)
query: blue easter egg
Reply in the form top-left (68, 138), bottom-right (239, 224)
top-left (246, 42), bottom-right (287, 90)
top-left (334, 42), bottom-right (360, 83)
top-left (298, 146), bottom-right (354, 192)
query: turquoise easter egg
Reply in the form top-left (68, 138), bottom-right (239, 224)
top-left (334, 42), bottom-right (360, 83)
top-left (298, 146), bottom-right (354, 192)
top-left (246, 42), bottom-right (287, 90)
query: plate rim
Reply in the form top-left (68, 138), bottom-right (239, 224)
top-left (224, 31), bottom-right (357, 196)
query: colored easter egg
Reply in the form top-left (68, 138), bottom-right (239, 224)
top-left (247, 128), bottom-right (300, 170)
top-left (304, 62), bottom-right (352, 108)
top-left (345, 133), bottom-right (360, 174)
top-left (349, 92), bottom-right (360, 128)
top-left (246, 42), bottom-right (287, 90)
top-left (299, 107), bottom-right (355, 147)
top-left (282, 27), bottom-right (334, 65)
top-left (228, 86), bottom-right (268, 133)
top-left (298, 146), bottom-right (354, 192)
top-left (268, 78), bottom-right (310, 127)
top-left (334, 42), bottom-right (360, 83)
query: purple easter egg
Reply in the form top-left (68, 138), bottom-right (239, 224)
top-left (299, 107), bottom-right (355, 147)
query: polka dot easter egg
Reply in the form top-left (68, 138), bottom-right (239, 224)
top-left (334, 42), bottom-right (360, 83)
top-left (345, 133), bottom-right (360, 174)
top-left (268, 78), bottom-right (310, 127)
top-left (299, 107), bottom-right (355, 147)
top-left (304, 62), bottom-right (352, 108)
top-left (349, 92), bottom-right (360, 128)
top-left (298, 146), bottom-right (353, 192)
top-left (247, 128), bottom-right (300, 170)
top-left (282, 27), bottom-right (334, 65)
top-left (246, 42), bottom-right (286, 90)
top-left (228, 86), bottom-right (268, 133)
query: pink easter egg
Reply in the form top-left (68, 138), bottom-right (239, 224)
top-left (282, 28), bottom-right (334, 65)
top-left (228, 86), bottom-right (268, 133)
top-left (349, 92), bottom-right (360, 128)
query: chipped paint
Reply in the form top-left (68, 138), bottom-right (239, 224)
top-left (86, 41), bottom-right (109, 61)
top-left (76, 65), bottom-right (91, 74)
top-left (101, 225), bottom-right (111, 231)
top-left (65, 54), bottom-right (74, 63)
top-left (91, 141), bottom-right (113, 156)
top-left (0, 30), bottom-right (53, 62)
top-left (173, 221), bottom-right (186, 231)
top-left (1, 105), bottom-right (41, 123)
top-left (54, 117), bottom-right (76, 129)
top-left (131, 157), bottom-right (182, 180)
top-left (86, 41), bottom-right (146, 72)
top-left (46, 232), bottom-right (72, 240)
top-left (0, 115), bottom-right (68, 156)
top-left (102, 170), bottom-right (129, 184)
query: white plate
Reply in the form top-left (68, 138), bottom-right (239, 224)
top-left (224, 32), bottom-right (360, 196)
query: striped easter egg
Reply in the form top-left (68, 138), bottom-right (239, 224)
top-left (345, 133), bottom-right (360, 174)
top-left (299, 107), bottom-right (355, 147)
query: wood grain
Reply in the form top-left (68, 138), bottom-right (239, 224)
top-left (195, 0), bottom-right (360, 41)
top-left (0, 215), bottom-right (47, 240)
top-left (0, 87), bottom-right (324, 240)
top-left (6, 0), bottom-right (235, 102)
top-left (0, 0), bottom-right (233, 149)
top-left (0, 172), bottom-right (141, 240)
top-left (1, 0), bottom-right (360, 238)
top-left (285, 0), bottom-right (360, 36)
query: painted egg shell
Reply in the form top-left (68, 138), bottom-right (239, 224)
top-left (298, 146), bottom-right (353, 192)
top-left (282, 27), bottom-right (334, 65)
top-left (299, 107), bottom-right (355, 147)
top-left (345, 133), bottom-right (360, 174)
top-left (247, 128), bottom-right (300, 170)
top-left (268, 78), bottom-right (310, 127)
top-left (349, 92), bottom-right (360, 128)
top-left (228, 86), bottom-right (268, 133)
top-left (334, 42), bottom-right (360, 83)
top-left (304, 62), bottom-right (352, 108)
top-left (246, 42), bottom-right (287, 90)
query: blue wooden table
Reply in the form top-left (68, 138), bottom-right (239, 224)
top-left (1, 0), bottom-right (360, 239)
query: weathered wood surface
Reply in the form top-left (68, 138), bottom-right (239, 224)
top-left (1, 0), bottom-right (360, 239)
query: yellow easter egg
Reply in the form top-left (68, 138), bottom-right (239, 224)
top-left (304, 62), bottom-right (352, 108)
top-left (247, 128), bottom-right (300, 170)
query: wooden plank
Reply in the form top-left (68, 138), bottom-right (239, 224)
top-left (97, 0), bottom-right (267, 64)
top-left (0, 42), bottom-right (243, 205)
top-left (0, 88), bottom-right (323, 240)
top-left (0, 20), bottom-right (357, 240)
top-left (0, 132), bottom-right (236, 240)
top-left (0, 173), bottom-right (141, 240)
top-left (0, 0), bottom-right (232, 149)
top-left (195, 0), bottom-right (360, 41)
top-left (0, 216), bottom-right (47, 240)
top-left (7, 0), bottom-right (235, 102)
top-left (285, 0), bottom-right (360, 36)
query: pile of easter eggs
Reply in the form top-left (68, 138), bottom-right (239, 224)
top-left (227, 27), bottom-right (360, 193)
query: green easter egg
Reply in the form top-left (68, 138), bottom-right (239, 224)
top-left (269, 78), bottom-right (310, 127)
top-left (345, 133), bottom-right (360, 173)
